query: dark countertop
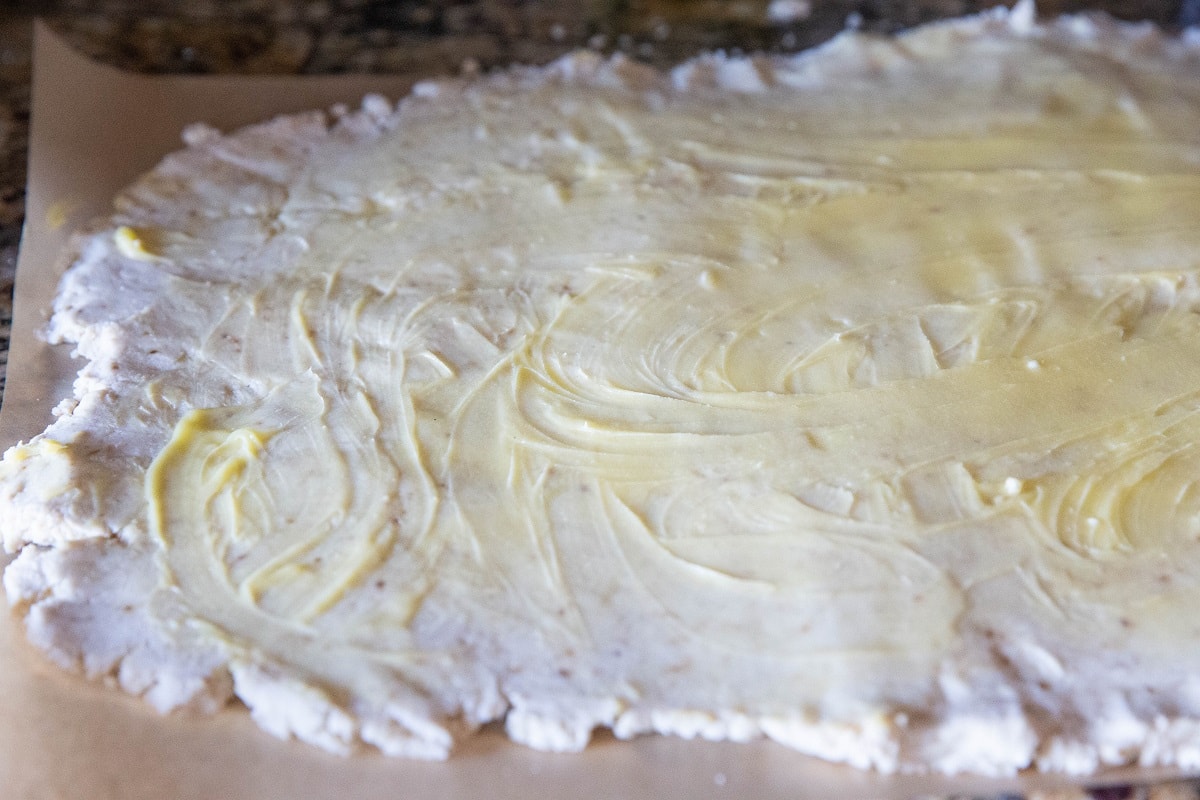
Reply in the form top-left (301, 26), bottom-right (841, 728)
top-left (0, 3), bottom-right (1197, 798)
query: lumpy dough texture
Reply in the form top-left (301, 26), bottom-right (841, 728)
top-left (6, 4), bottom-right (1200, 776)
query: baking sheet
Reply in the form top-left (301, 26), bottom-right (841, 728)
top-left (0, 21), bottom-right (1190, 800)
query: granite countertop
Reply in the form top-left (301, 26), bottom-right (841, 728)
top-left (0, 2), bottom-right (1198, 798)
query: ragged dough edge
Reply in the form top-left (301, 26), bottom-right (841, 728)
top-left (3, 540), bottom-right (234, 714)
top-left (4, 3), bottom-right (1200, 775)
top-left (227, 661), bottom-right (462, 760)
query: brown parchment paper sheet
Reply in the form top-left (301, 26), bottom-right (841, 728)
top-left (0, 21), bottom-right (1190, 800)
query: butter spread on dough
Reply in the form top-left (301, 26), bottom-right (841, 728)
top-left (5, 5), bottom-right (1200, 776)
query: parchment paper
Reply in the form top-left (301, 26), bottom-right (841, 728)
top-left (0, 22), bottom-right (1186, 800)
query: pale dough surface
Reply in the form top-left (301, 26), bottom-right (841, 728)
top-left (5, 5), bottom-right (1200, 776)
